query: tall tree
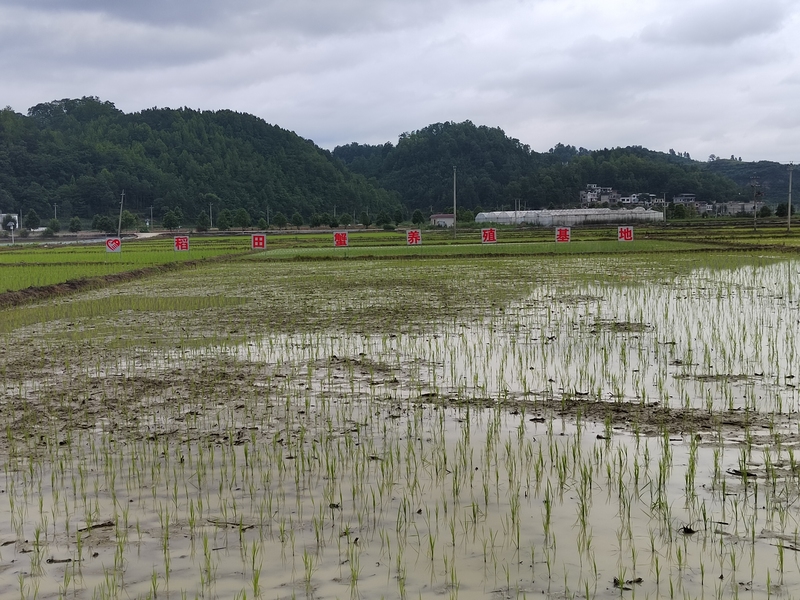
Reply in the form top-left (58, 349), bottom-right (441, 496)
top-left (233, 208), bottom-right (251, 230)
top-left (24, 210), bottom-right (40, 230)
top-left (272, 211), bottom-right (288, 229)
top-left (163, 211), bottom-right (180, 230)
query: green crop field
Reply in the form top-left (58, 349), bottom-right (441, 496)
top-left (6, 222), bottom-right (794, 296)
top-left (0, 237), bottom-right (250, 293)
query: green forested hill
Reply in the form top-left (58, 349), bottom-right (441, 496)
top-left (335, 122), bottom-right (546, 212)
top-left (2, 100), bottom-right (792, 229)
top-left (0, 97), bottom-right (400, 226)
top-left (334, 121), bottom-right (758, 212)
top-left (705, 158), bottom-right (797, 205)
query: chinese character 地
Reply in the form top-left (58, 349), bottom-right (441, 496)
top-left (618, 227), bottom-right (633, 242)
top-left (555, 227), bottom-right (571, 243)
top-left (334, 232), bottom-right (349, 247)
top-left (481, 228), bottom-right (497, 243)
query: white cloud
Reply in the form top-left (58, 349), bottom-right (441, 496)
top-left (1, 0), bottom-right (799, 161)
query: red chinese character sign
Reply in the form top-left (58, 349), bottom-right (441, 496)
top-left (407, 229), bottom-right (422, 245)
top-left (174, 236), bottom-right (190, 251)
top-left (334, 231), bottom-right (349, 247)
top-left (251, 234), bottom-right (266, 250)
top-left (481, 228), bottom-right (497, 244)
top-left (105, 237), bottom-right (122, 253)
top-left (618, 226), bottom-right (634, 242)
top-left (555, 227), bottom-right (571, 243)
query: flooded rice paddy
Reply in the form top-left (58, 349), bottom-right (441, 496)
top-left (1, 252), bottom-right (800, 599)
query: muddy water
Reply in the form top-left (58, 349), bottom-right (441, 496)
top-left (1, 395), bottom-right (797, 599)
top-left (1, 254), bottom-right (799, 598)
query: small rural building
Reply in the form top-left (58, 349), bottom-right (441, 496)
top-left (718, 201), bottom-right (765, 216)
top-left (430, 213), bottom-right (455, 227)
top-left (580, 184), bottom-right (620, 206)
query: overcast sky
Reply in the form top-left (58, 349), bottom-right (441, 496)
top-left (2, 0), bottom-right (798, 162)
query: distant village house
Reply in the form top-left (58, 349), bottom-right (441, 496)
top-left (580, 184), bottom-right (620, 206)
top-left (430, 213), bottom-right (455, 227)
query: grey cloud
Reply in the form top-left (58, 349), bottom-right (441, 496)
top-left (1, 0), bottom-right (799, 162)
top-left (641, 0), bottom-right (789, 47)
top-left (0, 9), bottom-right (224, 72)
top-left (0, 0), bottom-right (254, 27)
top-left (0, 0), bottom-right (486, 35)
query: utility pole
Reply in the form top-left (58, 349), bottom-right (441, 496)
top-left (750, 177), bottom-right (759, 231)
top-left (209, 202), bottom-right (213, 229)
top-left (453, 166), bottom-right (457, 240)
top-left (117, 190), bottom-right (125, 237)
top-left (149, 206), bottom-right (153, 230)
top-left (789, 163), bottom-right (794, 232)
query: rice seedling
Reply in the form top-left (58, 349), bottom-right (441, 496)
top-left (0, 247), bottom-right (798, 598)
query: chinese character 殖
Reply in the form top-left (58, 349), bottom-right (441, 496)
top-left (481, 228), bottom-right (497, 243)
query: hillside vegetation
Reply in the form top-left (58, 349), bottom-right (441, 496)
top-left (705, 158), bottom-right (796, 204)
top-left (1, 100), bottom-right (794, 228)
top-left (0, 97), bottom-right (400, 226)
top-left (334, 121), bottom-right (773, 212)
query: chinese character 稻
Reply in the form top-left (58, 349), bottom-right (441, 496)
top-left (174, 236), bottom-right (189, 251)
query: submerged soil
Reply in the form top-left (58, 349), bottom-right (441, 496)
top-left (1, 252), bottom-right (799, 599)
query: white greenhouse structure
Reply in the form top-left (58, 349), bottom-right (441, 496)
top-left (474, 207), bottom-right (664, 226)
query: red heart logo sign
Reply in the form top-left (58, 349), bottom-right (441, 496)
top-left (106, 238), bottom-right (121, 252)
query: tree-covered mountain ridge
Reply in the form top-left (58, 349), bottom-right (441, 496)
top-left (334, 121), bottom-right (796, 212)
top-left (0, 97), bottom-right (401, 227)
top-left (1, 98), bottom-right (794, 229)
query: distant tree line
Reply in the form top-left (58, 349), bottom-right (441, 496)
top-left (2, 100), bottom-right (790, 232)
top-left (0, 97), bottom-right (401, 229)
top-left (334, 121), bottom-right (753, 213)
